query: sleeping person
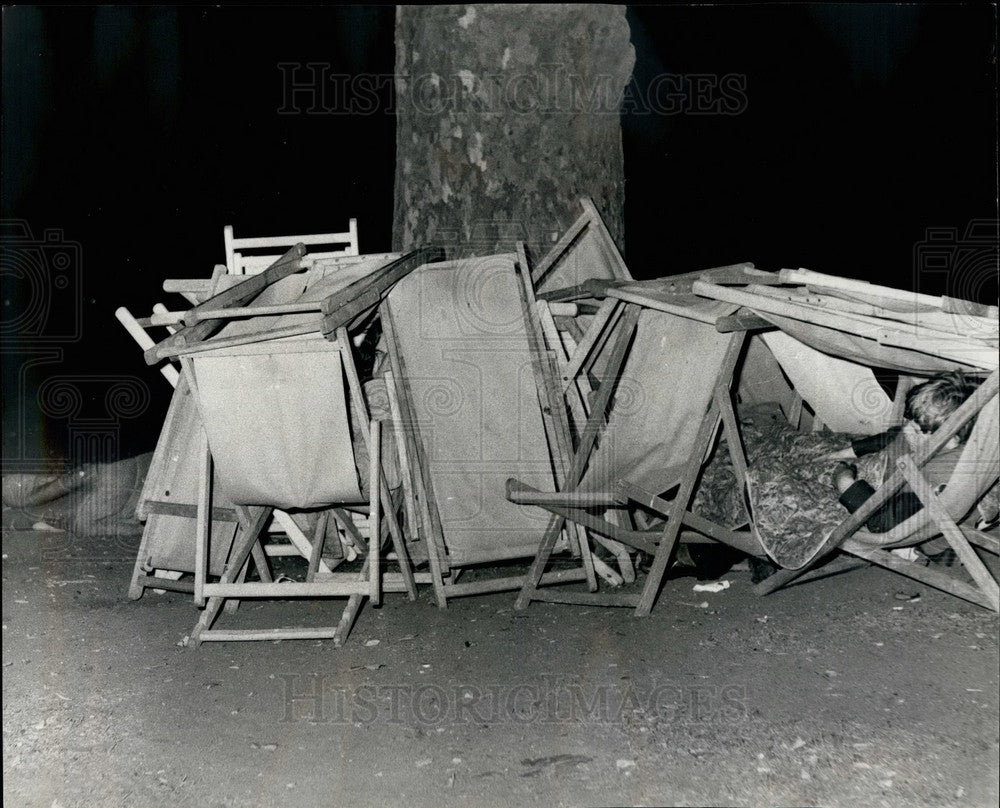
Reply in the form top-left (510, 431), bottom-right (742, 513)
top-left (823, 370), bottom-right (981, 533)
top-left (693, 369), bottom-right (989, 570)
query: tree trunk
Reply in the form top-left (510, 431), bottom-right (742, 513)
top-left (392, 4), bottom-right (634, 260)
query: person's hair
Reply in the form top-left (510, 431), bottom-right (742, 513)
top-left (904, 370), bottom-right (981, 443)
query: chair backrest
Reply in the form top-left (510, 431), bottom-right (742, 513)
top-left (224, 220), bottom-right (359, 275)
top-left (384, 255), bottom-right (556, 566)
top-left (576, 300), bottom-right (738, 495)
top-left (186, 337), bottom-right (363, 510)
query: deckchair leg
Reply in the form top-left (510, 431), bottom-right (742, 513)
top-left (381, 306), bottom-right (449, 609)
top-left (515, 305), bottom-right (641, 609)
top-left (514, 513), bottom-right (568, 610)
top-left (215, 540), bottom-right (272, 618)
top-left (128, 530), bottom-right (156, 600)
top-left (898, 454), bottom-right (1000, 611)
top-left (252, 542), bottom-right (273, 583)
top-left (843, 539), bottom-right (997, 611)
top-left (193, 427), bottom-right (212, 607)
top-left (223, 551), bottom-right (253, 615)
top-left (379, 470), bottom-right (417, 601)
top-left (755, 565), bottom-right (809, 596)
top-left (305, 512), bottom-right (330, 583)
top-left (594, 528), bottom-right (635, 584)
top-left (334, 556), bottom-right (371, 647)
top-left (635, 332), bottom-right (746, 617)
top-left (191, 505), bottom-right (272, 646)
top-left (369, 421), bottom-right (382, 607)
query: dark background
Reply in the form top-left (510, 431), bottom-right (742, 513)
top-left (2, 4), bottom-right (997, 464)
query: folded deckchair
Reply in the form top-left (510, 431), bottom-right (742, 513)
top-left (150, 248), bottom-right (435, 644)
top-left (121, 301), bottom-right (319, 600)
top-left (178, 329), bottom-right (416, 646)
top-left (381, 254), bottom-right (594, 607)
top-left (509, 265), bottom-right (776, 615)
top-left (117, 272), bottom-right (246, 599)
top-left (119, 257), bottom-right (395, 599)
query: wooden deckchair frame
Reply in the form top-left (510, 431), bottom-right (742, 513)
top-left (380, 303), bottom-right (591, 608)
top-left (377, 248), bottom-right (604, 608)
top-left (144, 247), bottom-right (441, 365)
top-left (183, 326), bottom-right (417, 646)
top-left (118, 275), bottom-right (341, 601)
top-left (224, 220), bottom-right (359, 276)
top-left (510, 291), bottom-right (756, 616)
top-left (755, 370), bottom-right (999, 611)
top-left (530, 196), bottom-right (634, 289)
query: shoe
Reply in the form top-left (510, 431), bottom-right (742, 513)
top-left (922, 548), bottom-right (957, 567)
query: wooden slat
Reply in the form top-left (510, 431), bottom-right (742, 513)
top-left (181, 301), bottom-right (322, 323)
top-left (898, 454), bottom-right (999, 611)
top-left (505, 481), bottom-right (618, 509)
top-left (197, 627), bottom-right (341, 642)
top-left (144, 499), bottom-right (237, 522)
top-left (232, 230), bottom-right (355, 249)
top-left (842, 539), bottom-right (996, 611)
top-left (319, 247), bottom-right (443, 337)
top-left (530, 208), bottom-right (592, 286)
top-left (165, 320), bottom-right (323, 360)
top-left (439, 568), bottom-right (587, 597)
top-left (538, 278), bottom-right (626, 303)
top-left (528, 589), bottom-right (641, 608)
top-left (515, 305), bottom-right (642, 610)
top-left (146, 245), bottom-right (307, 364)
top-left (202, 580), bottom-right (369, 598)
top-left (715, 309), bottom-right (774, 333)
top-left (381, 301), bottom-right (450, 607)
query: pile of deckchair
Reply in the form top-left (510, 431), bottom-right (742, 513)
top-left (120, 203), bottom-right (1000, 649)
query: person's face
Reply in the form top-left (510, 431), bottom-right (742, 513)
top-left (903, 418), bottom-right (960, 451)
top-left (902, 419), bottom-right (927, 447)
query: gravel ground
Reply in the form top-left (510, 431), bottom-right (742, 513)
top-left (3, 524), bottom-right (998, 808)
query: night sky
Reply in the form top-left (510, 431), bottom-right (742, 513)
top-left (2, 5), bottom-right (997, 464)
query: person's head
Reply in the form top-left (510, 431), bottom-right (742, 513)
top-left (904, 370), bottom-right (981, 444)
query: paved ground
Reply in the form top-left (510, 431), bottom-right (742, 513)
top-left (2, 524), bottom-right (998, 808)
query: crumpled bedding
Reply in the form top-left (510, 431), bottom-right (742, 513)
top-left (693, 404), bottom-right (886, 566)
top-left (2, 453), bottom-right (152, 536)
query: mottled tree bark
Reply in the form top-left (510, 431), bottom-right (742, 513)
top-left (392, 4), bottom-right (634, 259)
